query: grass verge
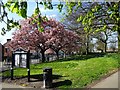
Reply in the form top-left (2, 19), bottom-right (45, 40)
top-left (2, 53), bottom-right (120, 88)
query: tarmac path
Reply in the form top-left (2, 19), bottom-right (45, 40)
top-left (92, 71), bottom-right (119, 88)
top-left (0, 83), bottom-right (33, 90)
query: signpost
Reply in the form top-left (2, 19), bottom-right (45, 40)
top-left (11, 48), bottom-right (30, 82)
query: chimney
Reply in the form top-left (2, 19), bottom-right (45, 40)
top-left (7, 39), bottom-right (11, 42)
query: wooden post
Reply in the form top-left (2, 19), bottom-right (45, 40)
top-left (27, 50), bottom-right (30, 82)
top-left (11, 52), bottom-right (14, 80)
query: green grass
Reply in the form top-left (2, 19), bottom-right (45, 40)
top-left (2, 53), bottom-right (120, 88)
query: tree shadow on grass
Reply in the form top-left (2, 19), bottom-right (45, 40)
top-left (56, 53), bottom-right (106, 62)
top-left (52, 80), bottom-right (72, 88)
top-left (2, 73), bottom-right (64, 84)
top-left (29, 74), bottom-right (63, 82)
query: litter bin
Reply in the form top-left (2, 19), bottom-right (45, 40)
top-left (43, 68), bottom-right (52, 88)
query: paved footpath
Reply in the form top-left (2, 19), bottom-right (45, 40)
top-left (1, 83), bottom-right (28, 88)
top-left (92, 71), bottom-right (119, 88)
top-left (0, 83), bottom-right (33, 90)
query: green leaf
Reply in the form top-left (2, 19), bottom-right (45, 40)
top-left (47, 2), bottom-right (53, 9)
top-left (103, 25), bottom-right (107, 30)
top-left (39, 2), bottom-right (43, 5)
top-left (117, 18), bottom-right (119, 22)
top-left (43, 2), bottom-right (47, 9)
top-left (34, 7), bottom-right (40, 15)
top-left (99, 19), bottom-right (102, 23)
top-left (84, 27), bottom-right (87, 31)
top-left (2, 27), bottom-right (5, 32)
top-left (76, 2), bottom-right (82, 10)
top-left (96, 28), bottom-right (100, 32)
top-left (20, 2), bottom-right (27, 9)
top-left (97, 5), bottom-right (102, 11)
top-left (112, 25), bottom-right (118, 31)
top-left (57, 3), bottom-right (63, 12)
top-left (88, 18), bottom-right (92, 25)
top-left (92, 8), bottom-right (95, 12)
top-left (77, 16), bottom-right (83, 22)
top-left (42, 15), bottom-right (48, 21)
top-left (113, 4), bottom-right (118, 9)
top-left (77, 18), bottom-right (80, 22)
top-left (78, 2), bottom-right (82, 7)
top-left (38, 26), bottom-right (44, 32)
top-left (19, 9), bottom-right (27, 18)
top-left (9, 2), bottom-right (19, 13)
top-left (82, 18), bottom-right (87, 25)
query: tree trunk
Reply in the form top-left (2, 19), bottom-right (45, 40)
top-left (55, 51), bottom-right (59, 60)
top-left (118, 31), bottom-right (120, 53)
top-left (86, 34), bottom-right (89, 55)
top-left (104, 31), bottom-right (108, 53)
top-left (36, 50), bottom-right (40, 63)
top-left (41, 51), bottom-right (45, 63)
top-left (117, 2), bottom-right (120, 53)
top-left (104, 42), bottom-right (107, 53)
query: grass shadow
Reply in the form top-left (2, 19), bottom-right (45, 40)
top-left (55, 53), bottom-right (106, 62)
top-left (1, 68), bottom-right (63, 82)
top-left (30, 53), bottom-right (106, 66)
top-left (29, 74), bottom-right (63, 82)
top-left (2, 73), bottom-right (63, 83)
top-left (2, 70), bottom-right (11, 80)
top-left (52, 80), bottom-right (72, 88)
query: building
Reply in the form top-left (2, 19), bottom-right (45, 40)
top-left (0, 43), bottom-right (4, 61)
top-left (3, 39), bottom-right (60, 63)
top-left (3, 39), bottom-right (12, 62)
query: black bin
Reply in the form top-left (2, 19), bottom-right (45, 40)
top-left (43, 68), bottom-right (52, 88)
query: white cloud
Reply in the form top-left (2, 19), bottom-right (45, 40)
top-left (0, 29), bottom-right (15, 44)
top-left (46, 14), bottom-right (57, 18)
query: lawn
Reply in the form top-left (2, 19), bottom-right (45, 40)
top-left (2, 53), bottom-right (120, 88)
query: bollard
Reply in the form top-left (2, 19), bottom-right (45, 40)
top-left (43, 68), bottom-right (52, 88)
top-left (11, 67), bottom-right (13, 80)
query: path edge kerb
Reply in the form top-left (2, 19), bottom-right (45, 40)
top-left (86, 68), bottom-right (120, 88)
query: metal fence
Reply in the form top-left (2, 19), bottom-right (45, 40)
top-left (30, 54), bottom-right (64, 64)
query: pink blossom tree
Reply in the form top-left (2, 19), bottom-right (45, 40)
top-left (43, 19), bottom-right (81, 59)
top-left (7, 17), bottom-right (49, 62)
top-left (7, 17), bottom-right (81, 62)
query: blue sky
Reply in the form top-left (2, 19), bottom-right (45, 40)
top-left (0, 1), bottom-right (64, 44)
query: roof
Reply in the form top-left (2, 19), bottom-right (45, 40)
top-left (45, 48), bottom-right (55, 54)
top-left (0, 43), bottom-right (2, 46)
